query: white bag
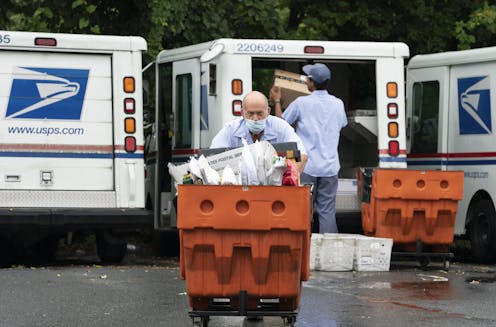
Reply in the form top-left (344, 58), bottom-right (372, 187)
top-left (266, 156), bottom-right (287, 186)
top-left (221, 165), bottom-right (237, 185)
top-left (239, 139), bottom-right (259, 185)
top-left (198, 155), bottom-right (220, 185)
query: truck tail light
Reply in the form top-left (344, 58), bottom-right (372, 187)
top-left (232, 100), bottom-right (242, 116)
top-left (388, 140), bottom-right (399, 156)
top-left (125, 136), bottom-right (137, 152)
top-left (124, 98), bottom-right (135, 114)
top-left (387, 103), bottom-right (398, 118)
top-left (388, 122), bottom-right (399, 138)
top-left (35, 38), bottom-right (57, 46)
top-left (304, 46), bottom-right (324, 54)
top-left (387, 82), bottom-right (397, 98)
top-left (124, 77), bottom-right (135, 93)
top-left (232, 79), bottom-right (243, 95)
top-left (125, 117), bottom-right (136, 133)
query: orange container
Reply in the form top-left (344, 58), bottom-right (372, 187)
top-left (361, 169), bottom-right (463, 245)
top-left (177, 185), bottom-right (311, 311)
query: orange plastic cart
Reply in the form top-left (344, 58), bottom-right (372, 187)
top-left (360, 168), bottom-right (464, 269)
top-left (178, 184), bottom-right (311, 326)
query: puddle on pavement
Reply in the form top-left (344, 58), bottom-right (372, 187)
top-left (358, 276), bottom-right (454, 300)
top-left (390, 280), bottom-right (454, 300)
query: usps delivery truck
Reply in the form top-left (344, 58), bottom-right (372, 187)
top-left (407, 46), bottom-right (496, 262)
top-left (149, 38), bottom-right (410, 232)
top-left (0, 31), bottom-right (152, 263)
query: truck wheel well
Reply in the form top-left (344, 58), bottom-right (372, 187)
top-left (466, 190), bottom-right (494, 232)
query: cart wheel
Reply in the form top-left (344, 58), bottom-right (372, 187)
top-left (192, 316), bottom-right (209, 327)
top-left (443, 260), bottom-right (450, 271)
top-left (419, 257), bottom-right (430, 268)
top-left (283, 316), bottom-right (296, 327)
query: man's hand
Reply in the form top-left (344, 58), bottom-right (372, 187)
top-left (295, 154), bottom-right (308, 176)
top-left (270, 86), bottom-right (281, 102)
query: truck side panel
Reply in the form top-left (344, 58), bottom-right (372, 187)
top-left (0, 51), bottom-right (114, 192)
top-left (448, 62), bottom-right (496, 235)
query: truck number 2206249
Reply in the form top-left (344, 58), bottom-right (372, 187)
top-left (236, 42), bottom-right (284, 53)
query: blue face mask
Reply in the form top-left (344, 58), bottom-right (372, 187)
top-left (246, 118), bottom-right (266, 135)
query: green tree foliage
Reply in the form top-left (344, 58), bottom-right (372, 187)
top-left (152, 0), bottom-right (284, 50)
top-left (3, 0), bottom-right (496, 58)
top-left (455, 1), bottom-right (496, 50)
top-left (287, 0), bottom-right (489, 55)
top-left (3, 0), bottom-right (150, 40)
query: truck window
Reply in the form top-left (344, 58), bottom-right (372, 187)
top-left (209, 64), bottom-right (217, 96)
top-left (175, 74), bottom-right (192, 148)
top-left (411, 81), bottom-right (439, 154)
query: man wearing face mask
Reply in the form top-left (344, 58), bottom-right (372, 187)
top-left (211, 90), bottom-right (308, 174)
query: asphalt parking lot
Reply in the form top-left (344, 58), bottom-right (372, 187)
top-left (0, 237), bottom-right (495, 327)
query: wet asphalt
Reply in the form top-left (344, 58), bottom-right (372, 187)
top-left (0, 247), bottom-right (495, 327)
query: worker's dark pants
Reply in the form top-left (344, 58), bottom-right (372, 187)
top-left (300, 173), bottom-right (338, 233)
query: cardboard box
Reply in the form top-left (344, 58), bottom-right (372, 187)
top-left (317, 233), bottom-right (355, 271)
top-left (273, 69), bottom-right (310, 109)
top-left (310, 233), bottom-right (393, 272)
top-left (310, 233), bottom-right (352, 271)
top-left (353, 236), bottom-right (393, 272)
top-left (309, 233), bottom-right (323, 271)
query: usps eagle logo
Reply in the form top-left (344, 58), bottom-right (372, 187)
top-left (458, 76), bottom-right (492, 134)
top-left (5, 67), bottom-right (89, 120)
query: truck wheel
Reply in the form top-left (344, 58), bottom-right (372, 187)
top-left (32, 236), bottom-right (60, 263)
top-left (469, 199), bottom-right (496, 263)
top-left (96, 232), bottom-right (127, 264)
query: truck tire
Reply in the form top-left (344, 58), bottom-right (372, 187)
top-left (96, 232), bottom-right (127, 264)
top-left (30, 236), bottom-right (60, 263)
top-left (469, 199), bottom-right (496, 263)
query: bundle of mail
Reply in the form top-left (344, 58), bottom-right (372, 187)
top-left (168, 140), bottom-right (289, 186)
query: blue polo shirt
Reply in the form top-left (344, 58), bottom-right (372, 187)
top-left (282, 90), bottom-right (347, 177)
top-left (210, 115), bottom-right (306, 155)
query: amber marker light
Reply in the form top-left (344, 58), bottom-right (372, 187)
top-left (124, 77), bottom-right (135, 93)
top-left (125, 117), bottom-right (136, 133)
top-left (387, 82), bottom-right (397, 98)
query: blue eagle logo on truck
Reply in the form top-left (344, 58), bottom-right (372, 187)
top-left (458, 76), bottom-right (492, 134)
top-left (5, 67), bottom-right (89, 120)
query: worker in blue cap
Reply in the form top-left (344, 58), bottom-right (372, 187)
top-left (271, 63), bottom-right (347, 233)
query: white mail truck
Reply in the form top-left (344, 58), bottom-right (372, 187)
top-left (0, 30), bottom-right (152, 263)
top-left (148, 38), bottom-right (410, 232)
top-left (407, 46), bottom-right (496, 262)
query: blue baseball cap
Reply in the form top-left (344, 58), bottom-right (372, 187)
top-left (302, 63), bottom-right (331, 83)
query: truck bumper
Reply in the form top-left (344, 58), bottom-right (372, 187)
top-left (0, 208), bottom-right (153, 231)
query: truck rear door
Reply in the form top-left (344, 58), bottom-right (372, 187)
top-left (0, 51), bottom-right (114, 190)
top-left (172, 59), bottom-right (200, 159)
